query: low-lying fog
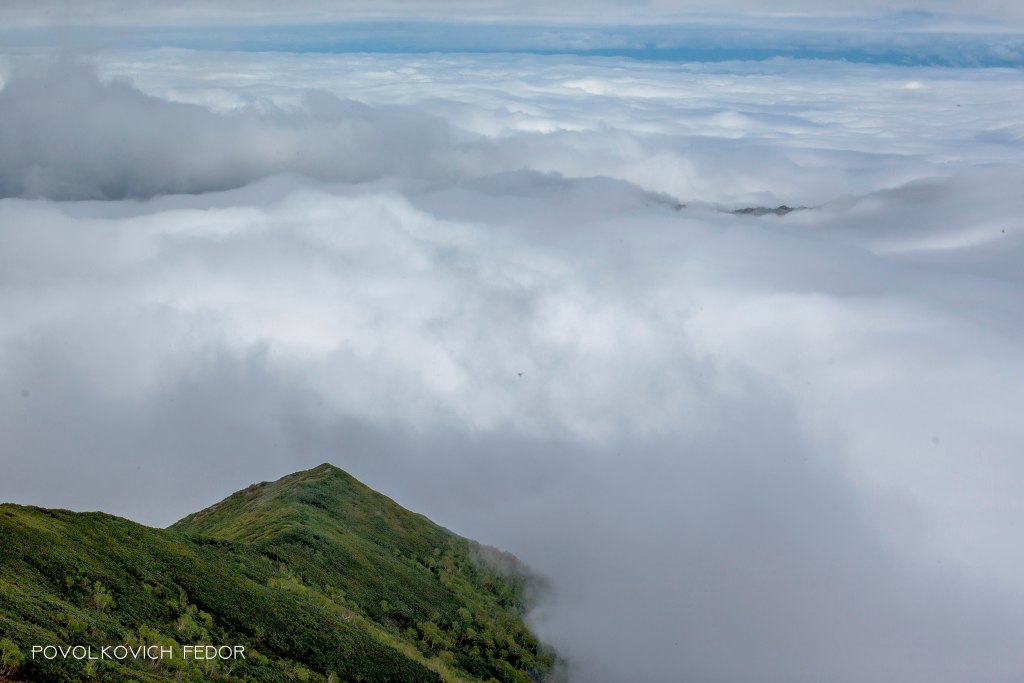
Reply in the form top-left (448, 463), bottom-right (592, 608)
top-left (2, 50), bottom-right (1024, 682)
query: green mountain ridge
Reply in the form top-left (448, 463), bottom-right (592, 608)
top-left (0, 464), bottom-right (557, 683)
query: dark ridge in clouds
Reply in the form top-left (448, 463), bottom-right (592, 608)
top-left (2, 49), bottom-right (1024, 682)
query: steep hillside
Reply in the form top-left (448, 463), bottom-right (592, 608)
top-left (0, 465), bottom-right (555, 683)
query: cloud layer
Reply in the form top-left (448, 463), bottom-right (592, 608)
top-left (2, 51), bottom-right (1024, 682)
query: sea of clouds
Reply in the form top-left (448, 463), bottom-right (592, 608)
top-left (2, 49), bottom-right (1024, 682)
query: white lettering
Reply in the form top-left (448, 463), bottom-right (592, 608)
top-left (29, 642), bottom-right (240, 661)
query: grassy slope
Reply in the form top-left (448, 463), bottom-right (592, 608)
top-left (0, 465), bottom-right (553, 683)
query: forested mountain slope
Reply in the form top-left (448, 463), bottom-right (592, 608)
top-left (0, 464), bottom-right (555, 683)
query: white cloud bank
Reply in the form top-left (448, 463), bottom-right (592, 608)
top-left (2, 51), bottom-right (1024, 682)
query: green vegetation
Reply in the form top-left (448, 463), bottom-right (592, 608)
top-left (0, 464), bottom-right (556, 682)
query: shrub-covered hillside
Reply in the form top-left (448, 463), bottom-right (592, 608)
top-left (0, 464), bottom-right (556, 683)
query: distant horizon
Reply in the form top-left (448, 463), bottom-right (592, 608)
top-left (4, 19), bottom-right (1024, 67)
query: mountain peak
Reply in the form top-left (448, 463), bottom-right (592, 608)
top-left (307, 461), bottom-right (344, 476)
top-left (2, 465), bottom-right (556, 682)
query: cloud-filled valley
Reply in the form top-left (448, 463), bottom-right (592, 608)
top-left (2, 48), bottom-right (1024, 682)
